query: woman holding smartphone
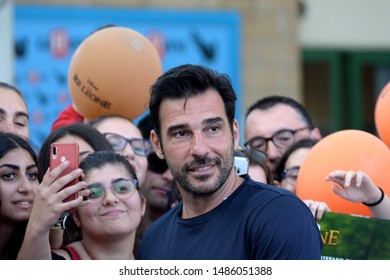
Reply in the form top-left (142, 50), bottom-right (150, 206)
top-left (36, 122), bottom-right (115, 246)
top-left (18, 151), bottom-right (145, 259)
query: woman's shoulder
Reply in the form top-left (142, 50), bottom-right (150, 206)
top-left (53, 241), bottom-right (83, 260)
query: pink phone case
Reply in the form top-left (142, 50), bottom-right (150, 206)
top-left (50, 142), bottom-right (80, 204)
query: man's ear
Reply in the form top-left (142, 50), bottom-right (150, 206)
top-left (233, 119), bottom-right (239, 149)
top-left (311, 127), bottom-right (322, 141)
top-left (151, 130), bottom-right (164, 159)
top-left (140, 194), bottom-right (146, 217)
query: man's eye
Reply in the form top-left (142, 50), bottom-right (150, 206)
top-left (255, 143), bottom-right (265, 148)
top-left (251, 140), bottom-right (265, 149)
top-left (277, 136), bottom-right (291, 142)
top-left (174, 131), bottom-right (187, 137)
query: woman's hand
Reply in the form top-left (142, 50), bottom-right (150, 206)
top-left (29, 161), bottom-right (87, 233)
top-left (325, 170), bottom-right (381, 204)
top-left (303, 199), bottom-right (331, 221)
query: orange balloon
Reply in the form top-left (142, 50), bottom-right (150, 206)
top-left (375, 81), bottom-right (390, 149)
top-left (296, 129), bottom-right (390, 217)
top-left (68, 26), bottom-right (162, 120)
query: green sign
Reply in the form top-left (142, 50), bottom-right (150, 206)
top-left (319, 212), bottom-right (390, 260)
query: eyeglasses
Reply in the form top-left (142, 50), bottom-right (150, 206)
top-left (281, 167), bottom-right (300, 186)
top-left (244, 127), bottom-right (309, 152)
top-left (85, 178), bottom-right (138, 203)
top-left (104, 133), bottom-right (152, 156)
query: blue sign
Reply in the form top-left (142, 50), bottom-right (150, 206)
top-left (14, 5), bottom-right (241, 147)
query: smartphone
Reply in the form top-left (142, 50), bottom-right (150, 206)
top-left (234, 156), bottom-right (249, 176)
top-left (50, 142), bottom-right (80, 204)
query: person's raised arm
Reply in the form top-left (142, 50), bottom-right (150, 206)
top-left (326, 170), bottom-right (390, 220)
top-left (17, 162), bottom-right (86, 259)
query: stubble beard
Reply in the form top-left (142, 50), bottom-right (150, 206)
top-left (166, 146), bottom-right (235, 197)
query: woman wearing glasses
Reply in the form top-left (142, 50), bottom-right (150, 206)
top-left (274, 138), bottom-right (331, 221)
top-left (18, 151), bottom-right (145, 259)
top-left (274, 138), bottom-right (318, 194)
top-left (89, 115), bottom-right (151, 186)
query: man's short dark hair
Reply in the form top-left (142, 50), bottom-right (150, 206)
top-left (149, 64), bottom-right (237, 139)
top-left (245, 95), bottom-right (315, 129)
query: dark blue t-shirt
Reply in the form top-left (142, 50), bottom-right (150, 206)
top-left (138, 175), bottom-right (322, 260)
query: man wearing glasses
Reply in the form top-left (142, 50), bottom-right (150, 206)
top-left (244, 95), bottom-right (322, 174)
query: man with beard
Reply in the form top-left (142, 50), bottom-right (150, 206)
top-left (137, 64), bottom-right (322, 260)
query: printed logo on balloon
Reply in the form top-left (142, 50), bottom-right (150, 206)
top-left (68, 26), bottom-right (162, 121)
